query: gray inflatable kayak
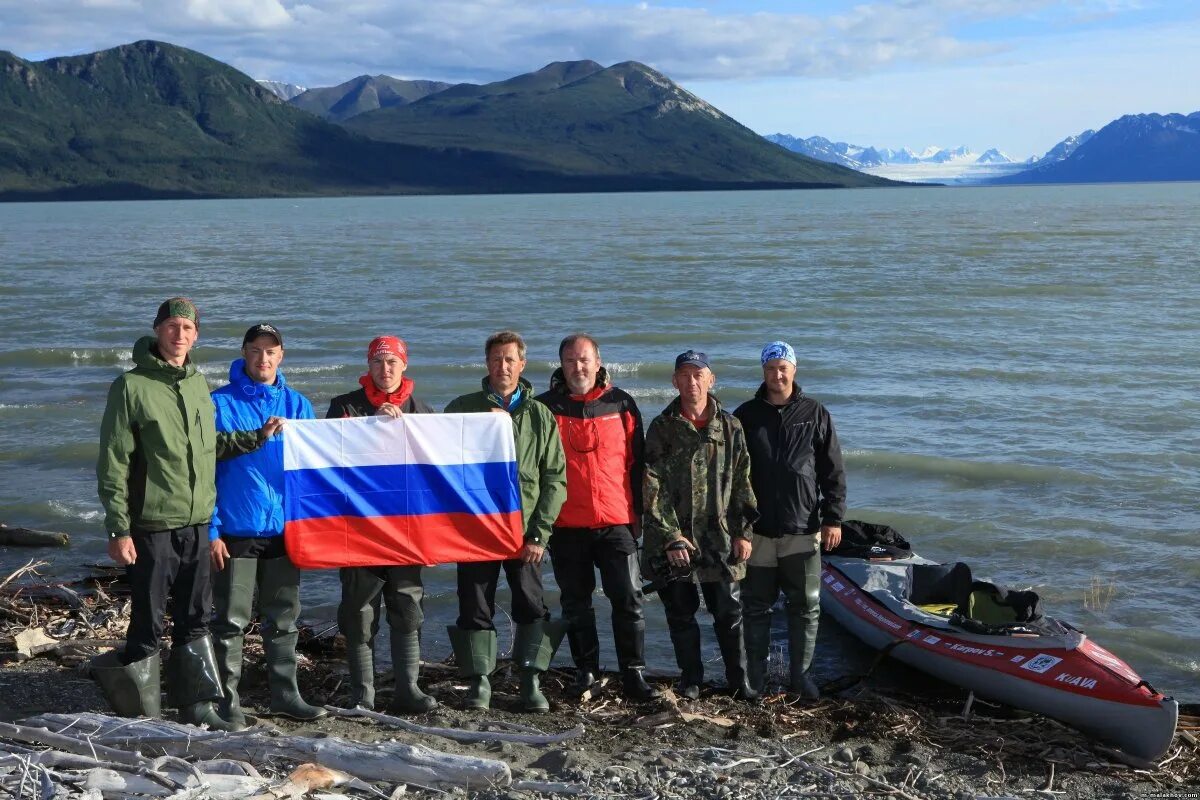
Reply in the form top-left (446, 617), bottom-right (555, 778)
top-left (821, 552), bottom-right (1178, 760)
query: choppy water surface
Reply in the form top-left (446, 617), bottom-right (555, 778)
top-left (1, 185), bottom-right (1197, 700)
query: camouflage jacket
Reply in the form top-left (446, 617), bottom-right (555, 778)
top-left (642, 395), bottom-right (758, 582)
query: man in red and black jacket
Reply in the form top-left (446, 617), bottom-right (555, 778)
top-left (537, 334), bottom-right (659, 701)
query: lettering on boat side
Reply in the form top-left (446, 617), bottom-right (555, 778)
top-left (831, 581), bottom-right (845, 592)
top-left (1020, 654), bottom-right (1063, 673)
top-left (852, 597), bottom-right (903, 630)
top-left (1055, 673), bottom-right (1098, 690)
top-left (944, 642), bottom-right (1002, 657)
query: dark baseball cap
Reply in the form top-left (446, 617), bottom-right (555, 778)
top-left (242, 323), bottom-right (283, 347)
top-left (674, 349), bottom-right (710, 370)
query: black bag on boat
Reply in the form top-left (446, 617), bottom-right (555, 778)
top-left (909, 561), bottom-right (1044, 630)
top-left (833, 519), bottom-right (912, 558)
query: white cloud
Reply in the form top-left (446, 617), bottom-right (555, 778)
top-left (0, 0), bottom-right (1061, 85)
top-left (179, 0), bottom-right (292, 28)
top-left (692, 16), bottom-right (1200, 159)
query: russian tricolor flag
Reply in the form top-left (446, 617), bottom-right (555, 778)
top-left (282, 414), bottom-right (524, 569)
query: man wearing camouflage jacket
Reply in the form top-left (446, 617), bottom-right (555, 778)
top-left (642, 350), bottom-right (759, 701)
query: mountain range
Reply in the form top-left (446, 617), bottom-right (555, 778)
top-left (257, 80), bottom-right (306, 101)
top-left (765, 135), bottom-right (1035, 183)
top-left (767, 115), bottom-right (1200, 185)
top-left (991, 114), bottom-right (1200, 183)
top-left (289, 75), bottom-right (452, 122)
top-left (0, 42), bottom-right (886, 201)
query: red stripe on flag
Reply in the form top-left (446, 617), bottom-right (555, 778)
top-left (284, 510), bottom-right (525, 569)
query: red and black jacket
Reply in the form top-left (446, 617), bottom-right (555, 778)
top-left (536, 367), bottom-right (644, 529)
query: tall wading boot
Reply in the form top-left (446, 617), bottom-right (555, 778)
top-left (613, 619), bottom-right (659, 701)
top-left (741, 566), bottom-right (778, 695)
top-left (90, 650), bottom-right (161, 718)
top-left (448, 626), bottom-right (496, 710)
top-left (708, 582), bottom-right (758, 703)
top-left (388, 632), bottom-right (438, 714)
top-left (668, 624), bottom-right (704, 700)
top-left (346, 643), bottom-right (376, 710)
top-left (211, 556), bottom-right (257, 730)
top-left (565, 624), bottom-right (601, 697)
top-left (167, 636), bottom-right (237, 731)
top-left (781, 552), bottom-right (822, 700)
top-left (260, 557), bottom-right (327, 720)
top-left (512, 620), bottom-right (561, 714)
top-left (715, 622), bottom-right (759, 702)
top-left (610, 550), bottom-right (659, 701)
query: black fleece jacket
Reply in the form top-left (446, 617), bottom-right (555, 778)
top-left (733, 383), bottom-right (846, 536)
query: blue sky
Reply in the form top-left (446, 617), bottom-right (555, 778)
top-left (1, 1), bottom-right (1197, 158)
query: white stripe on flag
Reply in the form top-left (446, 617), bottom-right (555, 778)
top-left (283, 413), bottom-right (517, 471)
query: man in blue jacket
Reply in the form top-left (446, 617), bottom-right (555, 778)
top-left (209, 324), bottom-right (327, 728)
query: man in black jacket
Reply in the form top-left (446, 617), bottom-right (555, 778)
top-left (326, 336), bottom-right (438, 714)
top-left (733, 341), bottom-right (846, 699)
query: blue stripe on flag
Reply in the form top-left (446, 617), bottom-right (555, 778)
top-left (285, 460), bottom-right (521, 522)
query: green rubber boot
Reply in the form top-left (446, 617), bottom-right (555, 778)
top-left (388, 632), bottom-right (438, 714)
top-left (211, 556), bottom-right (257, 730)
top-left (261, 557), bottom-right (327, 720)
top-left (167, 636), bottom-right (237, 731)
top-left (781, 551), bottom-right (822, 700)
top-left (346, 643), bottom-right (376, 710)
top-left (338, 567), bottom-right (381, 710)
top-left (448, 626), bottom-right (496, 710)
top-left (513, 621), bottom-right (558, 714)
top-left (741, 565), bottom-right (778, 695)
top-left (90, 650), bottom-right (161, 718)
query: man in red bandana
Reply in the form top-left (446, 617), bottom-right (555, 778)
top-left (326, 336), bottom-right (438, 713)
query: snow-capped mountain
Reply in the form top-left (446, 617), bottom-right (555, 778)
top-left (763, 134), bottom-right (885, 169)
top-left (976, 148), bottom-right (1013, 164)
top-left (1035, 130), bottom-right (1096, 163)
top-left (764, 135), bottom-right (1030, 183)
top-left (257, 80), bottom-right (307, 101)
top-left (992, 113), bottom-right (1200, 184)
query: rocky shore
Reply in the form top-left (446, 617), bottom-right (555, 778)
top-left (0, 561), bottom-right (1195, 798)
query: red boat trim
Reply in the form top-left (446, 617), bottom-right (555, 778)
top-left (821, 560), bottom-right (1164, 708)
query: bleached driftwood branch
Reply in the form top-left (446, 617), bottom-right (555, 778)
top-left (17, 713), bottom-right (512, 789)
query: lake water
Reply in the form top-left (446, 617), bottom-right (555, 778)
top-left (0, 185), bottom-right (1197, 701)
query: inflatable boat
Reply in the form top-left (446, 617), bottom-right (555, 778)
top-left (821, 523), bottom-right (1178, 760)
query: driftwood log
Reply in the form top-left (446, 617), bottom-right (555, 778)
top-left (0, 525), bottom-right (69, 548)
top-left (18, 712), bottom-right (512, 789)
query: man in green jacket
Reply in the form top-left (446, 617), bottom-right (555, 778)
top-left (92, 298), bottom-right (281, 728)
top-left (643, 350), bottom-right (759, 701)
top-left (444, 330), bottom-right (567, 712)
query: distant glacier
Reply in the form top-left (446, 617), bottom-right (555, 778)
top-left (765, 132), bottom-right (1095, 185)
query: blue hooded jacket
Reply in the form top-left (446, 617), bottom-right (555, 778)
top-left (211, 359), bottom-right (315, 540)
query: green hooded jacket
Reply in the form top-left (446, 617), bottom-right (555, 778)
top-left (444, 376), bottom-right (567, 547)
top-left (642, 394), bottom-right (758, 582)
top-left (97, 336), bottom-right (262, 537)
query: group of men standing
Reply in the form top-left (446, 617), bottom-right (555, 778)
top-left (93, 297), bottom-right (845, 728)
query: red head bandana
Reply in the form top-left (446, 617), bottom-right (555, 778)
top-left (367, 336), bottom-right (408, 364)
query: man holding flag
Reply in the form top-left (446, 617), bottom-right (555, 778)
top-left (326, 335), bottom-right (440, 714)
top-left (209, 324), bottom-right (327, 728)
top-left (445, 331), bottom-right (567, 712)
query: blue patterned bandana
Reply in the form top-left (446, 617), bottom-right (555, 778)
top-left (760, 341), bottom-right (796, 366)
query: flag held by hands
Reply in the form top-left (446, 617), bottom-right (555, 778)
top-left (283, 414), bottom-right (523, 569)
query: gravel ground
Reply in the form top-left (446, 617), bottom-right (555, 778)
top-left (2, 638), bottom-right (1195, 800)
